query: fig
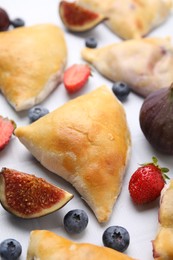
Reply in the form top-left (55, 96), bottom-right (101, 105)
top-left (139, 83), bottom-right (173, 155)
top-left (0, 167), bottom-right (73, 218)
top-left (0, 8), bottom-right (10, 31)
top-left (59, 1), bottom-right (107, 32)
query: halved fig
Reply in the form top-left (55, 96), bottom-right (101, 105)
top-left (0, 167), bottom-right (73, 218)
top-left (59, 1), bottom-right (107, 32)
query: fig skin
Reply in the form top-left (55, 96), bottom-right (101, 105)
top-left (139, 83), bottom-right (173, 155)
top-left (59, 1), bottom-right (107, 32)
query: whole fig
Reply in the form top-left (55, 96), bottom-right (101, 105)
top-left (0, 7), bottom-right (10, 31)
top-left (139, 83), bottom-right (173, 155)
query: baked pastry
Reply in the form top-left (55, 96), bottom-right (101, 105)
top-left (159, 181), bottom-right (173, 228)
top-left (81, 37), bottom-right (173, 97)
top-left (0, 24), bottom-right (67, 111)
top-left (153, 180), bottom-right (173, 260)
top-left (77, 0), bottom-right (172, 39)
top-left (153, 227), bottom-right (173, 260)
top-left (27, 230), bottom-right (135, 260)
top-left (14, 86), bottom-right (131, 223)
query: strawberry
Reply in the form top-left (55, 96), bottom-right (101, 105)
top-left (0, 115), bottom-right (16, 151)
top-left (63, 64), bottom-right (91, 93)
top-left (128, 157), bottom-right (169, 204)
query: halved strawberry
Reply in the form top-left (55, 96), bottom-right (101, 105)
top-left (63, 64), bottom-right (91, 93)
top-left (0, 116), bottom-right (16, 151)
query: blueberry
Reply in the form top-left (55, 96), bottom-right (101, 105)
top-left (112, 81), bottom-right (130, 101)
top-left (10, 18), bottom-right (25, 28)
top-left (0, 238), bottom-right (22, 260)
top-left (85, 37), bottom-right (97, 48)
top-left (64, 209), bottom-right (89, 234)
top-left (102, 226), bottom-right (130, 252)
top-left (28, 106), bottom-right (49, 122)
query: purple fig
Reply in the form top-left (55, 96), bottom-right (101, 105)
top-left (139, 83), bottom-right (173, 155)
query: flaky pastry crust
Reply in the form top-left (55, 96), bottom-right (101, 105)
top-left (81, 37), bottom-right (173, 97)
top-left (0, 24), bottom-right (67, 111)
top-left (153, 180), bottom-right (173, 260)
top-left (27, 230), bottom-right (136, 260)
top-left (77, 0), bottom-right (172, 39)
top-left (15, 86), bottom-right (131, 222)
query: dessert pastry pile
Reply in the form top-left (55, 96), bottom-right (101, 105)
top-left (0, 0), bottom-right (173, 259)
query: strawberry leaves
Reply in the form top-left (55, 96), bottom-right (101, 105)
top-left (140, 156), bottom-right (169, 182)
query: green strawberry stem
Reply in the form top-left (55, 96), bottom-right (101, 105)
top-left (140, 156), bottom-right (170, 182)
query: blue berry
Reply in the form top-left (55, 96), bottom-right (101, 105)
top-left (112, 81), bottom-right (130, 101)
top-left (85, 37), bottom-right (97, 48)
top-left (10, 18), bottom-right (25, 28)
top-left (0, 239), bottom-right (22, 260)
top-left (102, 226), bottom-right (130, 252)
top-left (64, 209), bottom-right (88, 234)
top-left (28, 106), bottom-right (49, 122)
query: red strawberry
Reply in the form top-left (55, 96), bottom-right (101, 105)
top-left (0, 116), bottom-right (16, 151)
top-left (63, 64), bottom-right (91, 93)
top-left (128, 157), bottom-right (169, 204)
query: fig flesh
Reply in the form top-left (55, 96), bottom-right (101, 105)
top-left (139, 83), bottom-right (173, 155)
top-left (0, 167), bottom-right (73, 218)
top-left (59, 1), bottom-right (107, 32)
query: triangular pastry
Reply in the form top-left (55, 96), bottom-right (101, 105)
top-left (0, 24), bottom-right (67, 111)
top-left (77, 0), bottom-right (172, 39)
top-left (153, 180), bottom-right (173, 260)
top-left (14, 86), bottom-right (131, 223)
top-left (81, 37), bottom-right (173, 97)
top-left (27, 230), bottom-right (135, 260)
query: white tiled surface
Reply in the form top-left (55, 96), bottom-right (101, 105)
top-left (0, 1), bottom-right (173, 259)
